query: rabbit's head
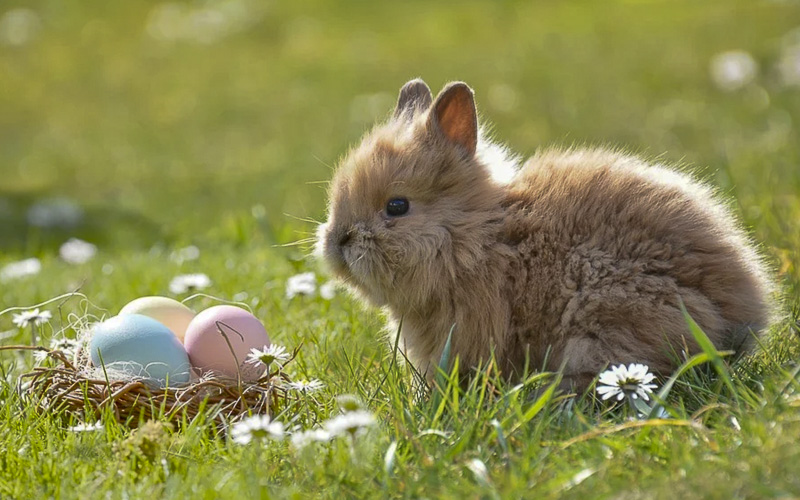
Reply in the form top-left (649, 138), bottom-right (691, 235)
top-left (317, 80), bottom-right (507, 309)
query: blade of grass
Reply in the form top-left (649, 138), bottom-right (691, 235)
top-left (430, 325), bottom-right (455, 417)
top-left (369, 317), bottom-right (403, 403)
top-left (510, 382), bottom-right (557, 435)
top-left (679, 300), bottom-right (739, 404)
top-left (647, 352), bottom-right (712, 418)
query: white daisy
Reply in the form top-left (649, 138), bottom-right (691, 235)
top-left (290, 428), bottom-right (332, 449)
top-left (59, 238), bottom-right (97, 265)
top-left (169, 273), bottom-right (212, 294)
top-left (285, 272), bottom-right (316, 299)
top-left (323, 410), bottom-right (376, 437)
top-left (229, 415), bottom-right (285, 445)
top-left (709, 50), bottom-right (758, 91)
top-left (596, 363), bottom-right (658, 402)
top-left (246, 344), bottom-right (290, 368)
top-left (287, 379), bottom-right (324, 394)
top-left (0, 258), bottom-right (41, 282)
top-left (0, 8), bottom-right (42, 47)
top-left (12, 309), bottom-right (52, 328)
top-left (319, 281), bottom-right (336, 300)
top-left (68, 422), bottom-right (104, 432)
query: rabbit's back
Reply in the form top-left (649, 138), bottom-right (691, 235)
top-left (499, 148), bottom-right (772, 382)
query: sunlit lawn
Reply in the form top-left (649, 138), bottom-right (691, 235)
top-left (1, 0), bottom-right (800, 498)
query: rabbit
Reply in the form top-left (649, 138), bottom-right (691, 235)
top-left (316, 78), bottom-right (773, 390)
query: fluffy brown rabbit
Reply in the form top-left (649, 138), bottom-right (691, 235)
top-left (316, 78), bottom-right (773, 389)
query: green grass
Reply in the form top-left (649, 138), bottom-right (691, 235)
top-left (2, 0), bottom-right (800, 498)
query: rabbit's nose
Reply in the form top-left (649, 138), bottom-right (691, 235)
top-left (338, 230), bottom-right (352, 247)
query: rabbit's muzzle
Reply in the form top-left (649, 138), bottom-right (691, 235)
top-left (318, 221), bottom-right (377, 280)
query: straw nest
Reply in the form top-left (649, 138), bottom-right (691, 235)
top-left (3, 344), bottom-right (300, 429)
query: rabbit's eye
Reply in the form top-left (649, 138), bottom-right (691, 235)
top-left (386, 198), bottom-right (410, 217)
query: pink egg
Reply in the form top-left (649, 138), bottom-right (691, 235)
top-left (183, 305), bottom-right (269, 381)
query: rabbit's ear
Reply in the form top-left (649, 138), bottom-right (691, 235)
top-left (394, 79), bottom-right (433, 119)
top-left (429, 82), bottom-right (478, 156)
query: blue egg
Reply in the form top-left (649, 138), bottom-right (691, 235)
top-left (90, 314), bottom-right (191, 387)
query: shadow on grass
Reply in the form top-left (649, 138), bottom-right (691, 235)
top-left (0, 189), bottom-right (170, 255)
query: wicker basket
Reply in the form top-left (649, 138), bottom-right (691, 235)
top-left (3, 345), bottom-right (300, 429)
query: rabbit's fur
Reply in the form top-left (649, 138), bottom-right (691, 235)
top-left (317, 79), bottom-right (773, 388)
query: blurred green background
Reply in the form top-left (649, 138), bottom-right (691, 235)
top-left (1, 0), bottom-right (798, 308)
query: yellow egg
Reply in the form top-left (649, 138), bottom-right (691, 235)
top-left (119, 296), bottom-right (196, 343)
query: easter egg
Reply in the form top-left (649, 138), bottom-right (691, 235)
top-left (183, 305), bottom-right (269, 381)
top-left (90, 314), bottom-right (192, 387)
top-left (119, 296), bottom-right (196, 343)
